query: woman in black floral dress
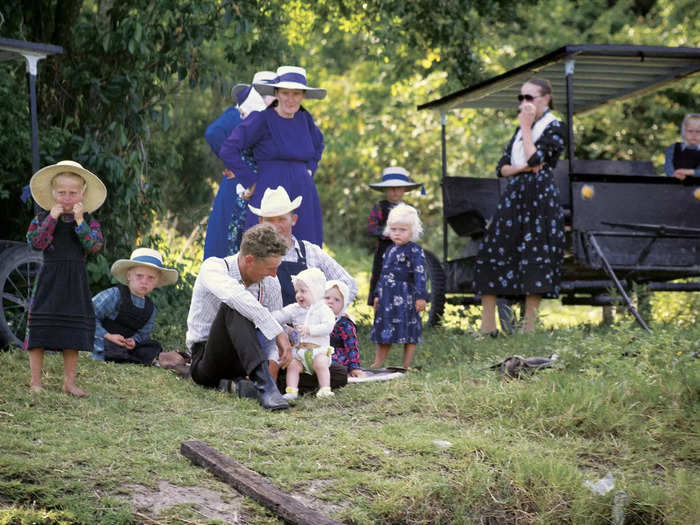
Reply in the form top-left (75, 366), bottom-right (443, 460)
top-left (472, 78), bottom-right (566, 334)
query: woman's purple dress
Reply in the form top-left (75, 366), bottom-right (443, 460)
top-left (219, 105), bottom-right (325, 245)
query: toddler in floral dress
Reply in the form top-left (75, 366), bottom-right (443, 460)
top-left (370, 204), bottom-right (427, 370)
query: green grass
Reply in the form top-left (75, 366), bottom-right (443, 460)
top-left (1, 245), bottom-right (698, 524)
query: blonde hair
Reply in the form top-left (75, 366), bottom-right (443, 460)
top-left (51, 172), bottom-right (87, 191)
top-left (383, 203), bottom-right (423, 241)
top-left (681, 113), bottom-right (700, 142)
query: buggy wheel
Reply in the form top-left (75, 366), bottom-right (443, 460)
top-left (0, 246), bottom-right (43, 348)
top-left (424, 249), bottom-right (446, 326)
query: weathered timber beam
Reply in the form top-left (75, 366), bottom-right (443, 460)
top-left (180, 440), bottom-right (343, 525)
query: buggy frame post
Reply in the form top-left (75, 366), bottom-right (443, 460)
top-left (0, 38), bottom-right (64, 173)
top-left (587, 232), bottom-right (651, 333)
top-left (441, 111), bottom-right (448, 264)
top-left (564, 58), bottom-right (575, 175)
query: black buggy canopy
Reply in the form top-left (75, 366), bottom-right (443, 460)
top-left (417, 44), bottom-right (700, 115)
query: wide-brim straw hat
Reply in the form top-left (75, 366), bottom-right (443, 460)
top-left (29, 160), bottom-right (107, 213)
top-left (369, 166), bottom-right (423, 191)
top-left (231, 70), bottom-right (277, 101)
top-left (248, 186), bottom-right (302, 217)
top-left (254, 66), bottom-right (326, 100)
top-left (111, 248), bottom-right (179, 288)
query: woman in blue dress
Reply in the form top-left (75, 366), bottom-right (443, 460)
top-left (202, 70), bottom-right (276, 260)
top-left (370, 204), bottom-right (427, 370)
top-left (219, 66), bottom-right (326, 246)
top-left (472, 78), bottom-right (566, 335)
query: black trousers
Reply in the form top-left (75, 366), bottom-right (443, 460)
top-left (190, 304), bottom-right (266, 388)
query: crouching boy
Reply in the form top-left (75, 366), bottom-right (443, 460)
top-left (92, 248), bottom-right (178, 364)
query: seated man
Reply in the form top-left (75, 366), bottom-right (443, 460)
top-left (185, 224), bottom-right (292, 410)
top-left (248, 186), bottom-right (358, 307)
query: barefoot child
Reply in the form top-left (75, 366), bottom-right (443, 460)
top-left (272, 267), bottom-right (336, 399)
top-left (25, 161), bottom-right (106, 396)
top-left (324, 280), bottom-right (365, 378)
top-left (91, 248), bottom-right (179, 364)
top-left (366, 167), bottom-right (424, 304)
top-left (370, 204), bottom-right (427, 370)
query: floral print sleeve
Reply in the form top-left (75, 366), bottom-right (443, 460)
top-left (75, 215), bottom-right (104, 253)
top-left (330, 317), bottom-right (361, 370)
top-left (26, 213), bottom-right (57, 250)
top-left (413, 245), bottom-right (428, 301)
top-left (527, 120), bottom-right (566, 168)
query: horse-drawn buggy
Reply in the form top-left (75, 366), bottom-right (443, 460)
top-left (0, 37), bottom-right (63, 347)
top-left (418, 45), bottom-right (700, 330)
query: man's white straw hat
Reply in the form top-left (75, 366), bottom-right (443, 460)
top-left (248, 186), bottom-right (302, 217)
top-left (254, 66), bottom-right (326, 100)
top-left (29, 160), bottom-right (107, 213)
top-left (111, 248), bottom-right (179, 287)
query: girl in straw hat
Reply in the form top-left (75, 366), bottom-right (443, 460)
top-left (219, 66), bottom-right (326, 246)
top-left (91, 248), bottom-right (178, 364)
top-left (25, 160), bottom-right (106, 396)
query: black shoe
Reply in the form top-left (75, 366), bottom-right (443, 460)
top-left (249, 361), bottom-right (289, 410)
top-left (217, 379), bottom-right (233, 392)
top-left (235, 378), bottom-right (258, 399)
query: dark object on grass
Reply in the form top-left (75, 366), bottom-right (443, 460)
top-left (157, 350), bottom-right (191, 378)
top-left (276, 363), bottom-right (348, 395)
top-left (490, 354), bottom-right (559, 379)
top-left (181, 440), bottom-right (343, 525)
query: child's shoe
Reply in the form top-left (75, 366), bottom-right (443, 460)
top-left (316, 386), bottom-right (334, 398)
top-left (283, 387), bottom-right (299, 400)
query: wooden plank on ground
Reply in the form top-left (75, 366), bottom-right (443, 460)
top-left (180, 440), bottom-right (343, 525)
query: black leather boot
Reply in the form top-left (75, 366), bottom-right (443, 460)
top-left (249, 361), bottom-right (289, 410)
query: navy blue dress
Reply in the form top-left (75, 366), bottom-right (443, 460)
top-left (472, 117), bottom-right (566, 298)
top-left (218, 105), bottom-right (325, 246)
top-left (203, 107), bottom-right (249, 260)
top-left (370, 242), bottom-right (428, 344)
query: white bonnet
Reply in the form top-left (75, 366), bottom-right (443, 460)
top-left (291, 267), bottom-right (326, 303)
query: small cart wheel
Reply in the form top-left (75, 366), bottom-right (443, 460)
top-left (424, 249), bottom-right (446, 326)
top-left (0, 245), bottom-right (43, 348)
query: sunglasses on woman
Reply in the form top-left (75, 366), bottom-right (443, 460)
top-left (518, 94), bottom-right (543, 102)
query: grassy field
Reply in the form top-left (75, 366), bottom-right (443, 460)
top-left (1, 246), bottom-right (698, 524)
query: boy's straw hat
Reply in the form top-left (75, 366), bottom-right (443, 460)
top-left (254, 66), bottom-right (326, 100)
top-left (369, 166), bottom-right (424, 192)
top-left (111, 248), bottom-right (179, 288)
top-left (30, 160), bottom-right (107, 212)
top-left (248, 186), bottom-right (302, 217)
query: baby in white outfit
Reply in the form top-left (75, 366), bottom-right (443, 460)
top-left (272, 267), bottom-right (336, 399)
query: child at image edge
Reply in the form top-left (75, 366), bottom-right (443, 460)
top-left (25, 160), bottom-right (106, 396)
top-left (664, 113), bottom-right (700, 180)
top-left (366, 166), bottom-right (424, 305)
top-left (273, 267), bottom-right (336, 399)
top-left (91, 248), bottom-right (179, 364)
top-left (370, 203), bottom-right (427, 370)
top-left (324, 279), bottom-right (366, 378)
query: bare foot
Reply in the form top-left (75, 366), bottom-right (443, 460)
top-left (62, 385), bottom-right (88, 397)
top-left (369, 362), bottom-right (383, 369)
top-left (29, 384), bottom-right (44, 394)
